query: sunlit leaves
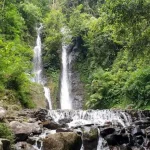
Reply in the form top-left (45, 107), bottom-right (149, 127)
top-left (0, 3), bottom-right (25, 40)
top-left (42, 9), bottom-right (65, 70)
top-left (101, 0), bottom-right (150, 53)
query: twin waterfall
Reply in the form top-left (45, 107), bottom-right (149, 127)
top-left (33, 26), bottom-right (71, 110)
top-left (33, 25), bottom-right (52, 109)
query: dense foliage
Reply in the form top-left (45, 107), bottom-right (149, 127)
top-left (0, 0), bottom-right (150, 109)
top-left (0, 123), bottom-right (14, 143)
top-left (66, 0), bottom-right (150, 109)
top-left (0, 0), bottom-right (49, 108)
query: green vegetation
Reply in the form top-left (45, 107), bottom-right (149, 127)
top-left (66, 0), bottom-right (150, 109)
top-left (42, 7), bottom-right (65, 107)
top-left (45, 0), bottom-right (149, 109)
top-left (0, 123), bottom-right (14, 143)
top-left (0, 0), bottom-right (50, 108)
top-left (0, 0), bottom-right (150, 109)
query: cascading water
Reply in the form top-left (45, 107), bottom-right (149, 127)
top-left (60, 28), bottom-right (72, 109)
top-left (48, 109), bottom-right (132, 127)
top-left (97, 128), bottom-right (110, 150)
top-left (48, 109), bottom-right (132, 150)
top-left (33, 25), bottom-right (43, 84)
top-left (44, 87), bottom-right (52, 109)
top-left (32, 24), bottom-right (52, 109)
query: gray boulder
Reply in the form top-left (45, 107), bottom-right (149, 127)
top-left (15, 142), bottom-right (37, 150)
top-left (9, 121), bottom-right (42, 141)
top-left (43, 132), bottom-right (82, 150)
top-left (83, 127), bottom-right (98, 150)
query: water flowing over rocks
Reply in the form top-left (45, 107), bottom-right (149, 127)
top-left (1, 108), bottom-right (150, 150)
top-left (68, 37), bottom-right (84, 109)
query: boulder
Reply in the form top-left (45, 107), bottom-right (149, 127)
top-left (100, 127), bottom-right (115, 138)
top-left (9, 121), bottom-right (42, 141)
top-left (145, 126), bottom-right (150, 138)
top-left (34, 109), bottom-right (50, 121)
top-left (0, 138), bottom-right (11, 150)
top-left (56, 128), bottom-right (72, 133)
top-left (121, 134), bottom-right (130, 144)
top-left (83, 127), bottom-right (98, 150)
top-left (15, 142), bottom-right (37, 150)
top-left (134, 120), bottom-right (150, 129)
top-left (43, 132), bottom-right (82, 150)
top-left (0, 107), bottom-right (6, 121)
top-left (18, 109), bottom-right (35, 118)
top-left (42, 120), bottom-right (63, 129)
top-left (132, 126), bottom-right (144, 136)
top-left (27, 137), bottom-right (37, 145)
top-left (133, 135), bottom-right (144, 146)
top-left (105, 134), bottom-right (119, 146)
top-left (58, 118), bottom-right (73, 125)
top-left (145, 140), bottom-right (150, 148)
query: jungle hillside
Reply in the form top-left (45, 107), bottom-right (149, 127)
top-left (0, 0), bottom-right (150, 110)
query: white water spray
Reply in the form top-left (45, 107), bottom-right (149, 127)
top-left (48, 109), bottom-right (132, 128)
top-left (33, 25), bottom-right (43, 84)
top-left (32, 24), bottom-right (52, 109)
top-left (60, 28), bottom-right (72, 109)
top-left (97, 128), bottom-right (110, 150)
top-left (44, 87), bottom-right (52, 109)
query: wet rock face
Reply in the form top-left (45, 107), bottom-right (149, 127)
top-left (100, 127), bottom-right (115, 138)
top-left (5, 109), bottom-right (150, 150)
top-left (98, 124), bottom-right (150, 150)
top-left (58, 118), bottom-right (73, 125)
top-left (43, 132), bottom-right (82, 150)
top-left (42, 120), bottom-right (66, 129)
top-left (68, 37), bottom-right (84, 109)
top-left (34, 108), bottom-right (50, 121)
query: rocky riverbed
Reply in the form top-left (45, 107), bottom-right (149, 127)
top-left (1, 107), bottom-right (150, 150)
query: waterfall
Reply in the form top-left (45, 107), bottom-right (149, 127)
top-left (60, 28), bottom-right (72, 109)
top-left (33, 25), bottom-right (43, 84)
top-left (32, 24), bottom-right (52, 109)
